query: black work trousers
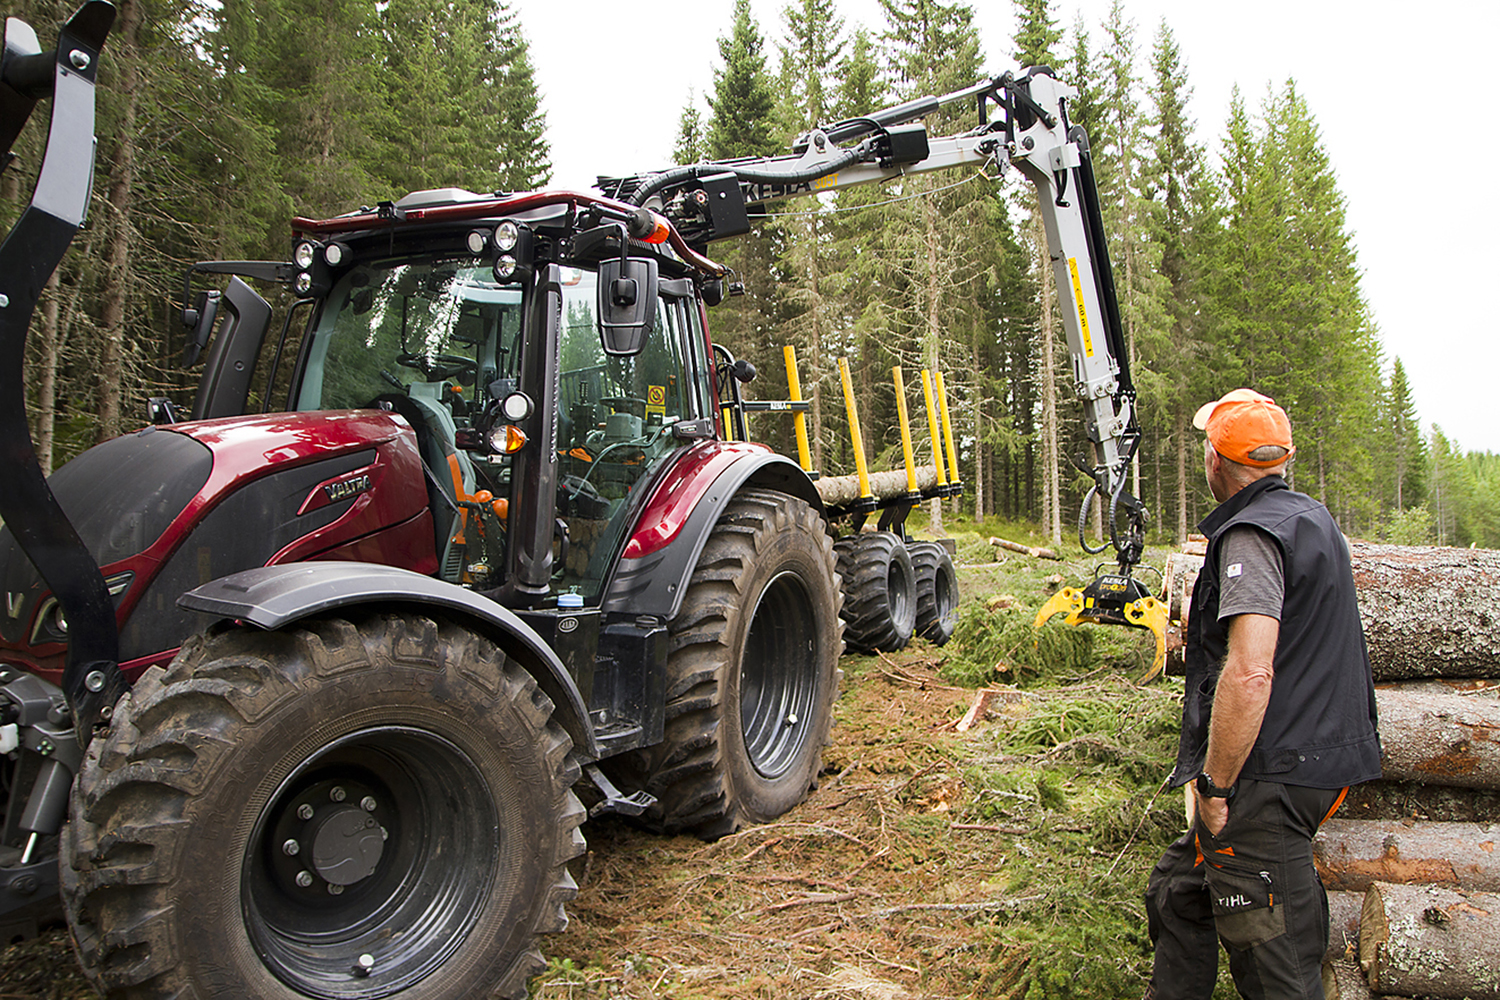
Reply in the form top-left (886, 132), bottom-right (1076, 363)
top-left (1145, 779), bottom-right (1343, 1000)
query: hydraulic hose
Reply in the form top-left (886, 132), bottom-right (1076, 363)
top-left (628, 144), bottom-right (868, 207)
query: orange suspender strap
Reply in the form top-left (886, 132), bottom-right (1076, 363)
top-left (1321, 786), bottom-right (1350, 826)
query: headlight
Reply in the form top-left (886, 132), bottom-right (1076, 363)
top-left (500, 391), bottom-right (533, 422)
top-left (494, 221), bottom-right (520, 252)
top-left (294, 241), bottom-right (317, 269)
top-left (493, 254), bottom-right (517, 281)
top-left (466, 230), bottom-right (489, 254)
top-left (323, 242), bottom-right (349, 267)
top-left (294, 271), bottom-right (314, 295)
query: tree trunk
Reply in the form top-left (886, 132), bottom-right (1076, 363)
top-left (1162, 545), bottom-right (1500, 680)
top-left (1035, 213), bottom-right (1060, 547)
top-left (1176, 409), bottom-right (1189, 544)
top-left (815, 465), bottom-right (943, 508)
top-left (1321, 958), bottom-right (1374, 1000)
top-left (1373, 683), bottom-right (1500, 789)
top-left (1326, 890), bottom-right (1365, 965)
top-left (1360, 882), bottom-right (1500, 998)
top-left (33, 272), bottom-right (61, 475)
top-left (924, 195), bottom-right (943, 535)
top-left (1350, 544), bottom-right (1500, 681)
top-left (96, 0), bottom-right (141, 445)
top-left (1315, 818), bottom-right (1500, 893)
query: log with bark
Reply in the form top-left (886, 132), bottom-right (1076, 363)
top-left (1322, 958), bottom-right (1375, 1000)
top-left (1326, 890), bottom-right (1365, 964)
top-left (1351, 544), bottom-right (1500, 681)
top-left (1360, 881), bottom-right (1500, 998)
top-left (814, 465), bottom-right (942, 508)
top-left (1162, 543), bottom-right (1500, 680)
top-left (1375, 683), bottom-right (1500, 789)
top-left (989, 537), bottom-right (1060, 560)
top-left (1314, 818), bottom-right (1500, 893)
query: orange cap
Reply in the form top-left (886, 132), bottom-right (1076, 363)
top-left (1192, 388), bottom-right (1295, 468)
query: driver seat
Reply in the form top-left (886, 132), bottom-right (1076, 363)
top-left (379, 387), bottom-right (477, 580)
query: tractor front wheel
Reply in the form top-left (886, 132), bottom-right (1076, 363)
top-left (63, 610), bottom-right (584, 1000)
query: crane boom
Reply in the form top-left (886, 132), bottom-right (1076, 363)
top-left (602, 66), bottom-right (1148, 578)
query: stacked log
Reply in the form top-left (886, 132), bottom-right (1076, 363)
top-left (1158, 540), bottom-right (1500, 996)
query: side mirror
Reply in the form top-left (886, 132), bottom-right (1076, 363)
top-left (182, 289), bottom-right (220, 366)
top-left (597, 255), bottom-right (657, 356)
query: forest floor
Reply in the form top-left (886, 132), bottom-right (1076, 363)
top-left (2, 520), bottom-right (1239, 1000)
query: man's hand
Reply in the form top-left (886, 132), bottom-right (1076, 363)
top-left (1197, 790), bottom-right (1229, 836)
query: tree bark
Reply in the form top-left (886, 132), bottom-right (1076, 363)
top-left (1360, 882), bottom-right (1500, 998)
top-left (815, 465), bottom-right (943, 508)
top-left (1162, 544), bottom-right (1500, 681)
top-left (1373, 683), bottom-right (1500, 789)
top-left (96, 0), bottom-right (141, 444)
top-left (1342, 778), bottom-right (1500, 826)
top-left (1321, 958), bottom-right (1374, 1000)
top-left (1314, 819), bottom-right (1500, 893)
top-left (1326, 890), bottom-right (1365, 965)
top-left (1349, 544), bottom-right (1500, 681)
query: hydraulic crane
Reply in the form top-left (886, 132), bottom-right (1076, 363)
top-left (602, 67), bottom-right (1168, 672)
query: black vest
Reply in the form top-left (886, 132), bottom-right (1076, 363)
top-left (1172, 476), bottom-right (1381, 789)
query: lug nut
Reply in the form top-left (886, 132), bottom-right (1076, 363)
top-left (282, 839), bottom-right (300, 856)
top-left (328, 883), bottom-right (345, 896)
top-left (361, 796), bottom-right (377, 812)
top-left (296, 871), bottom-right (313, 888)
top-left (330, 786), bottom-right (347, 803)
top-left (297, 804), bottom-right (314, 821)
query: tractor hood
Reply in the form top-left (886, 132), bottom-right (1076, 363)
top-left (0, 410), bottom-right (431, 682)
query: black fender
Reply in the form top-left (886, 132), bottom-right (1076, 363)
top-left (178, 562), bottom-right (598, 758)
top-left (602, 448), bottom-right (825, 620)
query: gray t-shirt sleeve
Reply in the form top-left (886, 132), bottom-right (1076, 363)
top-left (1217, 525), bottom-right (1285, 621)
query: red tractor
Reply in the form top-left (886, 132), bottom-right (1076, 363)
top-left (1, 5), bottom-right (1136, 998)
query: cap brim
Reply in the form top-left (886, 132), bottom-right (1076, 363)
top-left (1192, 399), bottom-right (1218, 430)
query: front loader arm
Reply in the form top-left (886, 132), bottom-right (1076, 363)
top-left (0, 2), bottom-right (122, 742)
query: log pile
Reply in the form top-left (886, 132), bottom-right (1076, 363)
top-left (1160, 539), bottom-right (1500, 996)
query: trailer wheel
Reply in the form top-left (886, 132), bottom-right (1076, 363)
top-left (834, 532), bottom-right (917, 652)
top-left (624, 489), bottom-right (841, 838)
top-left (908, 541), bottom-right (960, 645)
top-left (62, 611), bottom-right (584, 1000)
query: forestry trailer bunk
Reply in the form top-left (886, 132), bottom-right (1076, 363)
top-left (0, 3), bottom-right (1156, 997)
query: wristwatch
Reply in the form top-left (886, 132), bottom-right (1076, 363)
top-left (1196, 772), bottom-right (1237, 802)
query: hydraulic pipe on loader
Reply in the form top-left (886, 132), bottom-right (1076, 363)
top-left (0, 2), bottom-right (122, 741)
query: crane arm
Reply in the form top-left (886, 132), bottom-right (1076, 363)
top-left (603, 67), bottom-right (1148, 579)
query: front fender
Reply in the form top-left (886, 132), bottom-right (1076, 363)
top-left (178, 562), bottom-right (598, 758)
top-left (602, 443), bottom-right (823, 620)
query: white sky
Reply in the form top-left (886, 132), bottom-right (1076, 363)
top-left (512, 0), bottom-right (1500, 454)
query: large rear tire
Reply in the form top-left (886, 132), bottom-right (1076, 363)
top-left (834, 532), bottom-right (917, 652)
top-left (621, 489), bottom-right (841, 838)
top-left (63, 610), bottom-right (585, 1000)
top-left (908, 541), bottom-right (959, 645)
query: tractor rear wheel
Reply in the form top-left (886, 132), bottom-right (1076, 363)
top-left (624, 489), bottom-right (841, 838)
top-left (63, 610), bottom-right (584, 1000)
top-left (908, 541), bottom-right (959, 645)
top-left (834, 532), bottom-right (917, 652)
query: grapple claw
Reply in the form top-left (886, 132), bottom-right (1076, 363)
top-left (1033, 587), bottom-right (1084, 628)
top-left (1124, 595), bottom-right (1168, 682)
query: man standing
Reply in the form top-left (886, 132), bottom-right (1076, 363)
top-left (1145, 389), bottom-right (1380, 999)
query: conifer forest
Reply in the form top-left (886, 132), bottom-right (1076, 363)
top-left (9, 0), bottom-right (1498, 550)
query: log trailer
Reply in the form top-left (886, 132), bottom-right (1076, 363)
top-left (0, 4), bottom-right (1156, 996)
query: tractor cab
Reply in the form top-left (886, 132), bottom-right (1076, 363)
top-left (184, 188), bottom-right (726, 613)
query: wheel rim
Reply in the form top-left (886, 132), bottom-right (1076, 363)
top-left (244, 726), bottom-right (498, 998)
top-left (886, 548), bottom-right (912, 624)
top-left (740, 569), bottom-right (821, 779)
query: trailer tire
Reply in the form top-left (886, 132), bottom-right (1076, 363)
top-left (62, 610), bottom-right (584, 1000)
top-left (834, 532), bottom-right (917, 652)
top-left (908, 541), bottom-right (959, 646)
top-left (619, 489), bottom-right (841, 838)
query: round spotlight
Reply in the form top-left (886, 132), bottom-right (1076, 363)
top-left (494, 221), bottom-right (520, 252)
top-left (493, 254), bottom-right (517, 280)
top-left (466, 230), bottom-right (489, 254)
top-left (323, 242), bottom-right (347, 267)
top-left (294, 241), bottom-right (317, 269)
top-left (294, 271), bottom-right (314, 295)
top-left (500, 391), bottom-right (533, 422)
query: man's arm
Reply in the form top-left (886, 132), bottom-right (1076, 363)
top-left (1198, 613), bottom-right (1279, 834)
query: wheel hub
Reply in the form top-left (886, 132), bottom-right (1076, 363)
top-left (310, 805), bottom-right (386, 886)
